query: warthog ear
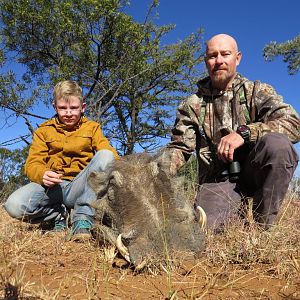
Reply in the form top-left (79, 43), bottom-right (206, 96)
top-left (148, 161), bottom-right (159, 177)
top-left (111, 170), bottom-right (124, 187)
top-left (88, 171), bottom-right (110, 195)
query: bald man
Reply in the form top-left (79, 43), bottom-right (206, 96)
top-left (162, 33), bottom-right (300, 232)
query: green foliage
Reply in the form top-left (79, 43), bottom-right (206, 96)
top-left (263, 35), bottom-right (300, 75)
top-left (0, 72), bottom-right (39, 120)
top-left (0, 147), bottom-right (29, 202)
top-left (178, 154), bottom-right (198, 194)
top-left (0, 0), bottom-right (205, 155)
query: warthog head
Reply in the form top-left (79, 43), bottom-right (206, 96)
top-left (88, 153), bottom-right (206, 268)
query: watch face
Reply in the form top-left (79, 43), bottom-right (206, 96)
top-left (238, 125), bottom-right (248, 132)
top-left (237, 125), bottom-right (250, 141)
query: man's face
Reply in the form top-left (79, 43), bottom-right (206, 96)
top-left (54, 96), bottom-right (86, 129)
top-left (205, 36), bottom-right (241, 90)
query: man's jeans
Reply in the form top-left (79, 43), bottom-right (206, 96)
top-left (196, 133), bottom-right (299, 230)
top-left (4, 149), bottom-right (115, 225)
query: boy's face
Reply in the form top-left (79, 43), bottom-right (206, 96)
top-left (54, 96), bottom-right (86, 129)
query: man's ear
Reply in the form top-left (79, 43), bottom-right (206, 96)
top-left (236, 51), bottom-right (242, 66)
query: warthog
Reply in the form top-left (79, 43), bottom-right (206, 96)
top-left (88, 153), bottom-right (206, 269)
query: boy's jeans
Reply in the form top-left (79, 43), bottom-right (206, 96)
top-left (4, 149), bottom-right (115, 225)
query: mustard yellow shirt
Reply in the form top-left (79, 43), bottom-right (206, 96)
top-left (25, 116), bottom-right (119, 184)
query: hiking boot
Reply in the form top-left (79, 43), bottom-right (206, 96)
top-left (71, 219), bottom-right (93, 242)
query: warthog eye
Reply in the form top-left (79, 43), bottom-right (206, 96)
top-left (102, 212), bottom-right (114, 227)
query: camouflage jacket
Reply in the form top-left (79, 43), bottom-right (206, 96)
top-left (167, 73), bottom-right (300, 183)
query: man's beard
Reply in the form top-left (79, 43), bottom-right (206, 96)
top-left (211, 71), bottom-right (230, 89)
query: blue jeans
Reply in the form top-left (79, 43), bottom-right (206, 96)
top-left (4, 149), bottom-right (115, 224)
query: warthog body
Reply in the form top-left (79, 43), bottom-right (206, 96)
top-left (88, 153), bottom-right (205, 267)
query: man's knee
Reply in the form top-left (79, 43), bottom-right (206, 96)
top-left (256, 133), bottom-right (298, 165)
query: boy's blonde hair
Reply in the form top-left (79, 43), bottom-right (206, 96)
top-left (53, 80), bottom-right (83, 103)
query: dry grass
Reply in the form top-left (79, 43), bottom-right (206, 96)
top-left (0, 190), bottom-right (300, 299)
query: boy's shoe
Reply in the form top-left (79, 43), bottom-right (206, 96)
top-left (40, 217), bottom-right (67, 233)
top-left (53, 218), bottom-right (68, 232)
top-left (71, 219), bottom-right (93, 242)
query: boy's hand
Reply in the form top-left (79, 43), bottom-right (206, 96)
top-left (43, 171), bottom-right (63, 187)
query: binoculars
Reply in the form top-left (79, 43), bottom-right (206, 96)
top-left (220, 161), bottom-right (241, 183)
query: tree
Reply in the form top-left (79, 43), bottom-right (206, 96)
top-left (0, 71), bottom-right (47, 139)
top-left (0, 147), bottom-right (29, 202)
top-left (263, 35), bottom-right (300, 75)
top-left (0, 0), bottom-right (205, 154)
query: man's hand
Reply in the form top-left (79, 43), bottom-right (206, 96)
top-left (217, 132), bottom-right (244, 162)
top-left (43, 171), bottom-right (63, 187)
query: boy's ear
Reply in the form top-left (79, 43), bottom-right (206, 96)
top-left (82, 102), bottom-right (86, 113)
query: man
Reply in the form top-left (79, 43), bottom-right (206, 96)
top-left (4, 80), bottom-right (119, 240)
top-left (163, 33), bottom-right (299, 231)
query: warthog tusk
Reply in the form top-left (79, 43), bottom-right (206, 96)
top-left (116, 234), bottom-right (131, 262)
top-left (196, 205), bottom-right (207, 229)
top-left (135, 259), bottom-right (147, 271)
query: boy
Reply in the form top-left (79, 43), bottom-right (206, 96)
top-left (4, 80), bottom-right (119, 240)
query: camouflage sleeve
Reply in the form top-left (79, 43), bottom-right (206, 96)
top-left (166, 94), bottom-right (201, 173)
top-left (248, 83), bottom-right (300, 143)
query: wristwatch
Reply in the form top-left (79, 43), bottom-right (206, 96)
top-left (236, 125), bottom-right (250, 142)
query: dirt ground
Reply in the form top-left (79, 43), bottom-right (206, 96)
top-left (0, 204), bottom-right (299, 300)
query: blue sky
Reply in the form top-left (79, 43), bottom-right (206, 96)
top-left (127, 0), bottom-right (300, 173)
top-left (127, 0), bottom-right (300, 111)
top-left (0, 0), bottom-right (299, 173)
